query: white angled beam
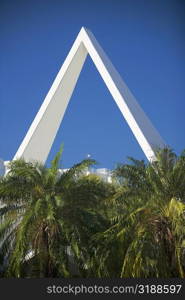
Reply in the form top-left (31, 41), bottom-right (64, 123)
top-left (13, 31), bottom-right (88, 163)
top-left (13, 27), bottom-right (165, 163)
top-left (81, 28), bottom-right (165, 161)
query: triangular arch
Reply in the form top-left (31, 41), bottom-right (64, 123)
top-left (13, 27), bottom-right (165, 163)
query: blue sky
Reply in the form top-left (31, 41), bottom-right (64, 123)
top-left (1, 0), bottom-right (185, 169)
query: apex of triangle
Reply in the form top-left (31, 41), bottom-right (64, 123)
top-left (80, 26), bottom-right (90, 35)
top-left (81, 26), bottom-right (88, 31)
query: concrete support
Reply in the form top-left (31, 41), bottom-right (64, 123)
top-left (13, 27), bottom-right (165, 163)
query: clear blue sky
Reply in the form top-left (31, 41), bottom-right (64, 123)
top-left (1, 0), bottom-right (185, 169)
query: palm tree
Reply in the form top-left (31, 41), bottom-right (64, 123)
top-left (0, 147), bottom-right (97, 277)
top-left (1, 146), bottom-right (184, 278)
top-left (60, 173), bottom-right (115, 277)
top-left (91, 148), bottom-right (185, 278)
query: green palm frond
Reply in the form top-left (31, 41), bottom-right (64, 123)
top-left (50, 144), bottom-right (64, 173)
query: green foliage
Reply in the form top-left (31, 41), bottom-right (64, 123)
top-left (92, 148), bottom-right (185, 278)
top-left (0, 147), bottom-right (110, 277)
top-left (0, 147), bottom-right (185, 278)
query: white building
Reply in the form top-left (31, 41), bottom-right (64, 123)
top-left (58, 167), bottom-right (112, 183)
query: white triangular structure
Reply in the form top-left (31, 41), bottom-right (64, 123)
top-left (13, 27), bottom-right (165, 164)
